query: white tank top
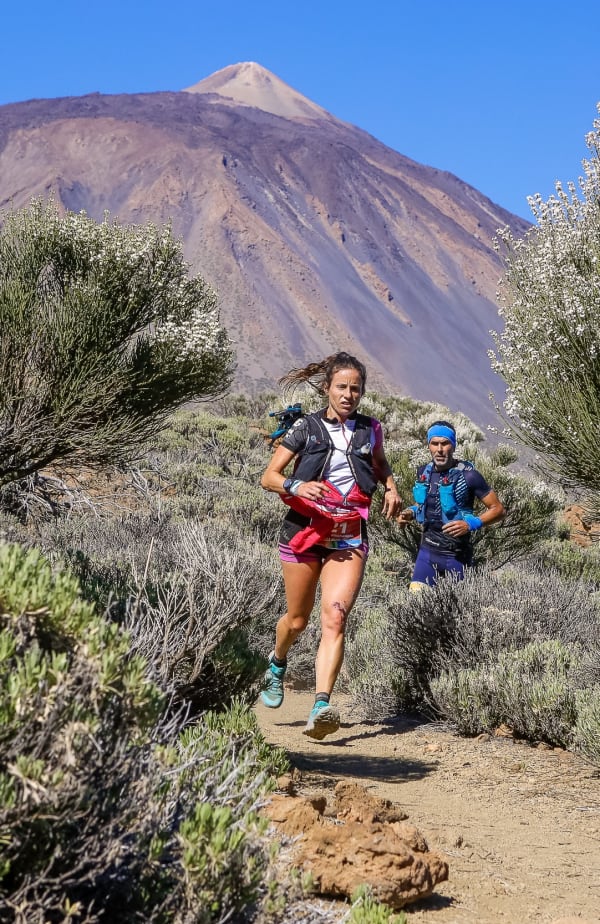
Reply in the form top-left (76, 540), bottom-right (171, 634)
top-left (322, 418), bottom-right (356, 496)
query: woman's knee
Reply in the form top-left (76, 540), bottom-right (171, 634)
top-left (282, 610), bottom-right (311, 634)
top-left (321, 600), bottom-right (348, 635)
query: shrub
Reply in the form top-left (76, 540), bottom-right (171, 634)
top-left (347, 885), bottom-right (408, 924)
top-left (574, 685), bottom-right (600, 766)
top-left (528, 536), bottom-right (600, 586)
top-left (490, 105), bottom-right (600, 498)
top-left (0, 542), bottom-right (285, 922)
top-left (126, 519), bottom-right (283, 711)
top-left (0, 199), bottom-right (233, 485)
top-left (431, 639), bottom-right (581, 745)
top-left (345, 563), bottom-right (600, 726)
top-left (344, 582), bottom-right (455, 716)
top-left (342, 607), bottom-right (411, 719)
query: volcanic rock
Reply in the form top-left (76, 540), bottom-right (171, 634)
top-left (263, 780), bottom-right (448, 908)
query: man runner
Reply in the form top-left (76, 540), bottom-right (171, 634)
top-left (397, 421), bottom-right (505, 590)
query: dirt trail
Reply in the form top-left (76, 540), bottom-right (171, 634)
top-left (255, 691), bottom-right (600, 924)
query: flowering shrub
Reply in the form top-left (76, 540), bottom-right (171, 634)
top-left (491, 105), bottom-right (600, 492)
top-left (0, 199), bottom-right (233, 484)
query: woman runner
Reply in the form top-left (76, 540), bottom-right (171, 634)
top-left (260, 352), bottom-right (401, 739)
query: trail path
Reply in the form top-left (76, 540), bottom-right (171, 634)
top-left (255, 691), bottom-right (600, 924)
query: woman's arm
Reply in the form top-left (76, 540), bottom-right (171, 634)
top-left (260, 444), bottom-right (297, 493)
top-left (261, 445), bottom-right (328, 501)
top-left (372, 442), bottom-right (401, 519)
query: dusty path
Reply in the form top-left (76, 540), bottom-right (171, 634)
top-left (255, 691), bottom-right (600, 924)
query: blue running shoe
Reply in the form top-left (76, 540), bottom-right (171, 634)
top-left (260, 653), bottom-right (286, 708)
top-left (302, 701), bottom-right (340, 740)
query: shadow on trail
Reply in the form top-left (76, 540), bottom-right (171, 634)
top-left (334, 713), bottom-right (427, 746)
top-left (410, 893), bottom-right (455, 913)
top-left (266, 712), bottom-right (438, 783)
top-left (284, 746), bottom-right (437, 783)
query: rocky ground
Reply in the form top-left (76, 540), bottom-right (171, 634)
top-left (255, 691), bottom-right (600, 924)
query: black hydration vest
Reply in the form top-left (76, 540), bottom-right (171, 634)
top-left (286, 410), bottom-right (378, 497)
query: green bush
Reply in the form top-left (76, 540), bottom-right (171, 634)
top-left (529, 536), bottom-right (600, 586)
top-left (345, 563), bottom-right (600, 729)
top-left (431, 639), bottom-right (581, 745)
top-left (347, 885), bottom-right (408, 923)
top-left (0, 542), bottom-right (284, 922)
top-left (427, 664), bottom-right (500, 736)
top-left (0, 199), bottom-right (233, 484)
top-left (574, 685), bottom-right (600, 766)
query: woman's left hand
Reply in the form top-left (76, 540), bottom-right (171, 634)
top-left (381, 489), bottom-right (401, 519)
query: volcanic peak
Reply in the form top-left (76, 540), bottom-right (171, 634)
top-left (183, 61), bottom-right (331, 121)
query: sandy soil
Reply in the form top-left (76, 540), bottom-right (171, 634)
top-left (255, 691), bottom-right (600, 924)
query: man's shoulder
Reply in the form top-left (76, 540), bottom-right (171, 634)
top-left (458, 463), bottom-right (491, 492)
top-left (452, 459), bottom-right (475, 471)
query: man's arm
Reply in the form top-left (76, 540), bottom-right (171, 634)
top-left (441, 489), bottom-right (505, 538)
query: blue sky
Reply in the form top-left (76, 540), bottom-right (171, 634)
top-left (2, 0), bottom-right (599, 219)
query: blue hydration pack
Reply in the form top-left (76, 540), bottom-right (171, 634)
top-left (267, 404), bottom-right (303, 447)
top-left (411, 461), bottom-right (476, 525)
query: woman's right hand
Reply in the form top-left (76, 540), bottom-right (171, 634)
top-left (296, 480), bottom-right (328, 501)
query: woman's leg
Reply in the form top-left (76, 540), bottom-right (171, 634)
top-left (314, 549), bottom-right (366, 695)
top-left (274, 558), bottom-right (322, 660)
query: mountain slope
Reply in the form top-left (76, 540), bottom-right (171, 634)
top-left (0, 64), bottom-right (529, 426)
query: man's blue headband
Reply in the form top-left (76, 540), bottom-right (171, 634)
top-left (427, 425), bottom-right (456, 447)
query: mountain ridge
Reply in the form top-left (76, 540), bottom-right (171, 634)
top-left (0, 64), bottom-right (529, 427)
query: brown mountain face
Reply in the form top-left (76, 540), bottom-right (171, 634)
top-left (0, 62), bottom-right (529, 426)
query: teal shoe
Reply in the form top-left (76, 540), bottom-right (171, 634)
top-left (260, 654), bottom-right (286, 708)
top-left (302, 701), bottom-right (340, 740)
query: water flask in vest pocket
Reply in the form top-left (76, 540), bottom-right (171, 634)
top-left (438, 482), bottom-right (459, 519)
top-left (412, 482), bottom-right (427, 505)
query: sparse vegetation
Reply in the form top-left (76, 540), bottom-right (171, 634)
top-left (346, 886), bottom-right (408, 924)
top-left (1, 376), bottom-right (599, 921)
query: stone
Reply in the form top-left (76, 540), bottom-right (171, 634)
top-left (297, 817), bottom-right (448, 909)
top-left (333, 780), bottom-right (409, 824)
top-left (263, 781), bottom-right (448, 909)
top-left (493, 723), bottom-right (514, 738)
top-left (263, 793), bottom-right (324, 836)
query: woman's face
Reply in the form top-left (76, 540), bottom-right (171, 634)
top-left (325, 367), bottom-right (364, 420)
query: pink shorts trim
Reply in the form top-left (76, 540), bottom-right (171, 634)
top-left (278, 541), bottom-right (369, 563)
